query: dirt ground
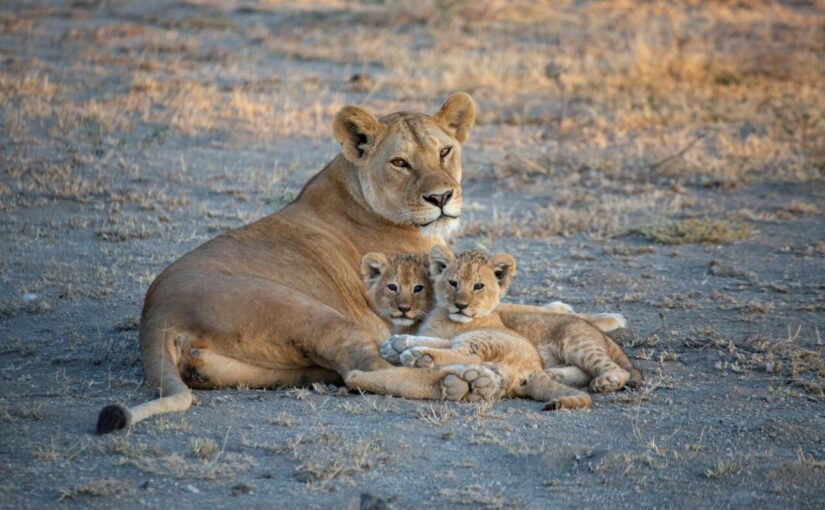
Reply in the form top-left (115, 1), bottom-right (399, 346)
top-left (1, 1), bottom-right (824, 508)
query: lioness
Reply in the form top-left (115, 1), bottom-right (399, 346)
top-left (97, 93), bottom-right (638, 433)
top-left (356, 247), bottom-right (592, 409)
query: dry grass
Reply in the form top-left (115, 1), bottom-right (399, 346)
top-left (634, 219), bottom-right (751, 244)
top-left (686, 325), bottom-right (825, 397)
top-left (58, 478), bottom-right (132, 501)
top-left (704, 457), bottom-right (745, 479)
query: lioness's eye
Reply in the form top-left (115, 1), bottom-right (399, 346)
top-left (387, 284), bottom-right (398, 292)
top-left (473, 283), bottom-right (485, 291)
top-left (440, 147), bottom-right (452, 159)
top-left (390, 158), bottom-right (409, 168)
top-left (413, 285), bottom-right (424, 294)
top-left (448, 280), bottom-right (458, 288)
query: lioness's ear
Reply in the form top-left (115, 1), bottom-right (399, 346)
top-left (333, 106), bottom-right (384, 162)
top-left (428, 245), bottom-right (454, 277)
top-left (361, 252), bottom-right (388, 285)
top-left (488, 253), bottom-right (516, 293)
top-left (434, 92), bottom-right (476, 144)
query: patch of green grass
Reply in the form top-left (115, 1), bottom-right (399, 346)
top-left (634, 219), bottom-right (751, 245)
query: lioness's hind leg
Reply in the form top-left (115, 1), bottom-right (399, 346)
top-left (183, 349), bottom-right (341, 389)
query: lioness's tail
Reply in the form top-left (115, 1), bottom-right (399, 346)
top-left (96, 323), bottom-right (192, 434)
top-left (603, 334), bottom-right (644, 390)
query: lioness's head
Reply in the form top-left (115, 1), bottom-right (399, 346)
top-left (428, 246), bottom-right (516, 324)
top-left (361, 252), bottom-right (434, 329)
top-left (333, 93), bottom-right (475, 238)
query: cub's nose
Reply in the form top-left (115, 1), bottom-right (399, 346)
top-left (454, 302), bottom-right (468, 311)
top-left (423, 190), bottom-right (453, 208)
top-left (398, 305), bottom-right (411, 313)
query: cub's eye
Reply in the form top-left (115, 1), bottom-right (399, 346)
top-left (448, 280), bottom-right (458, 288)
top-left (387, 284), bottom-right (398, 292)
top-left (413, 285), bottom-right (424, 294)
top-left (440, 147), bottom-right (452, 159)
top-left (473, 283), bottom-right (485, 291)
top-left (390, 158), bottom-right (409, 168)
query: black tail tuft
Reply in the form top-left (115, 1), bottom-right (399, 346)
top-left (96, 404), bottom-right (129, 435)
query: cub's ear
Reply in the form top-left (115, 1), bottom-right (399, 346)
top-left (434, 92), bottom-right (476, 144)
top-left (333, 106), bottom-right (384, 163)
top-left (361, 252), bottom-right (388, 285)
top-left (488, 253), bottom-right (516, 293)
top-left (428, 245), bottom-right (455, 277)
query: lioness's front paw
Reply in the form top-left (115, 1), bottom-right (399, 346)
top-left (379, 335), bottom-right (413, 364)
top-left (440, 365), bottom-right (505, 402)
top-left (544, 301), bottom-right (575, 314)
top-left (399, 347), bottom-right (433, 368)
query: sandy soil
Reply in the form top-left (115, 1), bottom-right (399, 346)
top-left (1, 1), bottom-right (824, 508)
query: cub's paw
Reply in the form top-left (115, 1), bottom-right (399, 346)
top-left (589, 369), bottom-right (630, 393)
top-left (441, 364), bottom-right (505, 403)
top-left (399, 347), bottom-right (433, 368)
top-left (543, 301), bottom-right (575, 314)
top-left (542, 392), bottom-right (592, 411)
top-left (379, 335), bottom-right (414, 364)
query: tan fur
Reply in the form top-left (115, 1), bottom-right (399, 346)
top-left (366, 248), bottom-right (592, 409)
top-left (361, 253), bottom-right (434, 335)
top-left (367, 249), bottom-right (642, 398)
top-left (96, 93), bottom-right (639, 432)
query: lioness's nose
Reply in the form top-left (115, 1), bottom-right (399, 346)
top-left (423, 190), bottom-right (453, 208)
top-left (398, 305), bottom-right (411, 313)
top-left (455, 302), bottom-right (468, 311)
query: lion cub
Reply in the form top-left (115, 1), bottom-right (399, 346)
top-left (361, 252), bottom-right (434, 337)
top-left (384, 247), bottom-right (593, 408)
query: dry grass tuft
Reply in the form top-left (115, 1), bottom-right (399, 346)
top-left (58, 479), bottom-right (132, 500)
top-left (634, 219), bottom-right (751, 244)
top-left (704, 457), bottom-right (744, 479)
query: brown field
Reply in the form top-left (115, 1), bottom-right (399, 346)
top-left (1, 1), bottom-right (823, 508)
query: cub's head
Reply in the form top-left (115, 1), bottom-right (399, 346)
top-left (361, 252), bottom-right (434, 329)
top-left (428, 246), bottom-right (516, 324)
top-left (332, 93), bottom-right (475, 238)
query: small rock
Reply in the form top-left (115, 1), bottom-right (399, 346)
top-left (360, 492), bottom-right (390, 510)
top-left (231, 483), bottom-right (254, 496)
top-left (22, 292), bottom-right (38, 302)
top-left (185, 484), bottom-right (200, 494)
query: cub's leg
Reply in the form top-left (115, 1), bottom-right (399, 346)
top-left (544, 366), bottom-right (591, 387)
top-left (346, 364), bottom-right (505, 402)
top-left (399, 346), bottom-right (482, 368)
top-left (380, 335), bottom-right (452, 364)
top-left (498, 303), bottom-right (627, 333)
top-left (562, 333), bottom-right (630, 393)
top-left (516, 370), bottom-right (592, 409)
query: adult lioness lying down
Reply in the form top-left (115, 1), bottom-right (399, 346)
top-left (97, 93), bottom-right (637, 434)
